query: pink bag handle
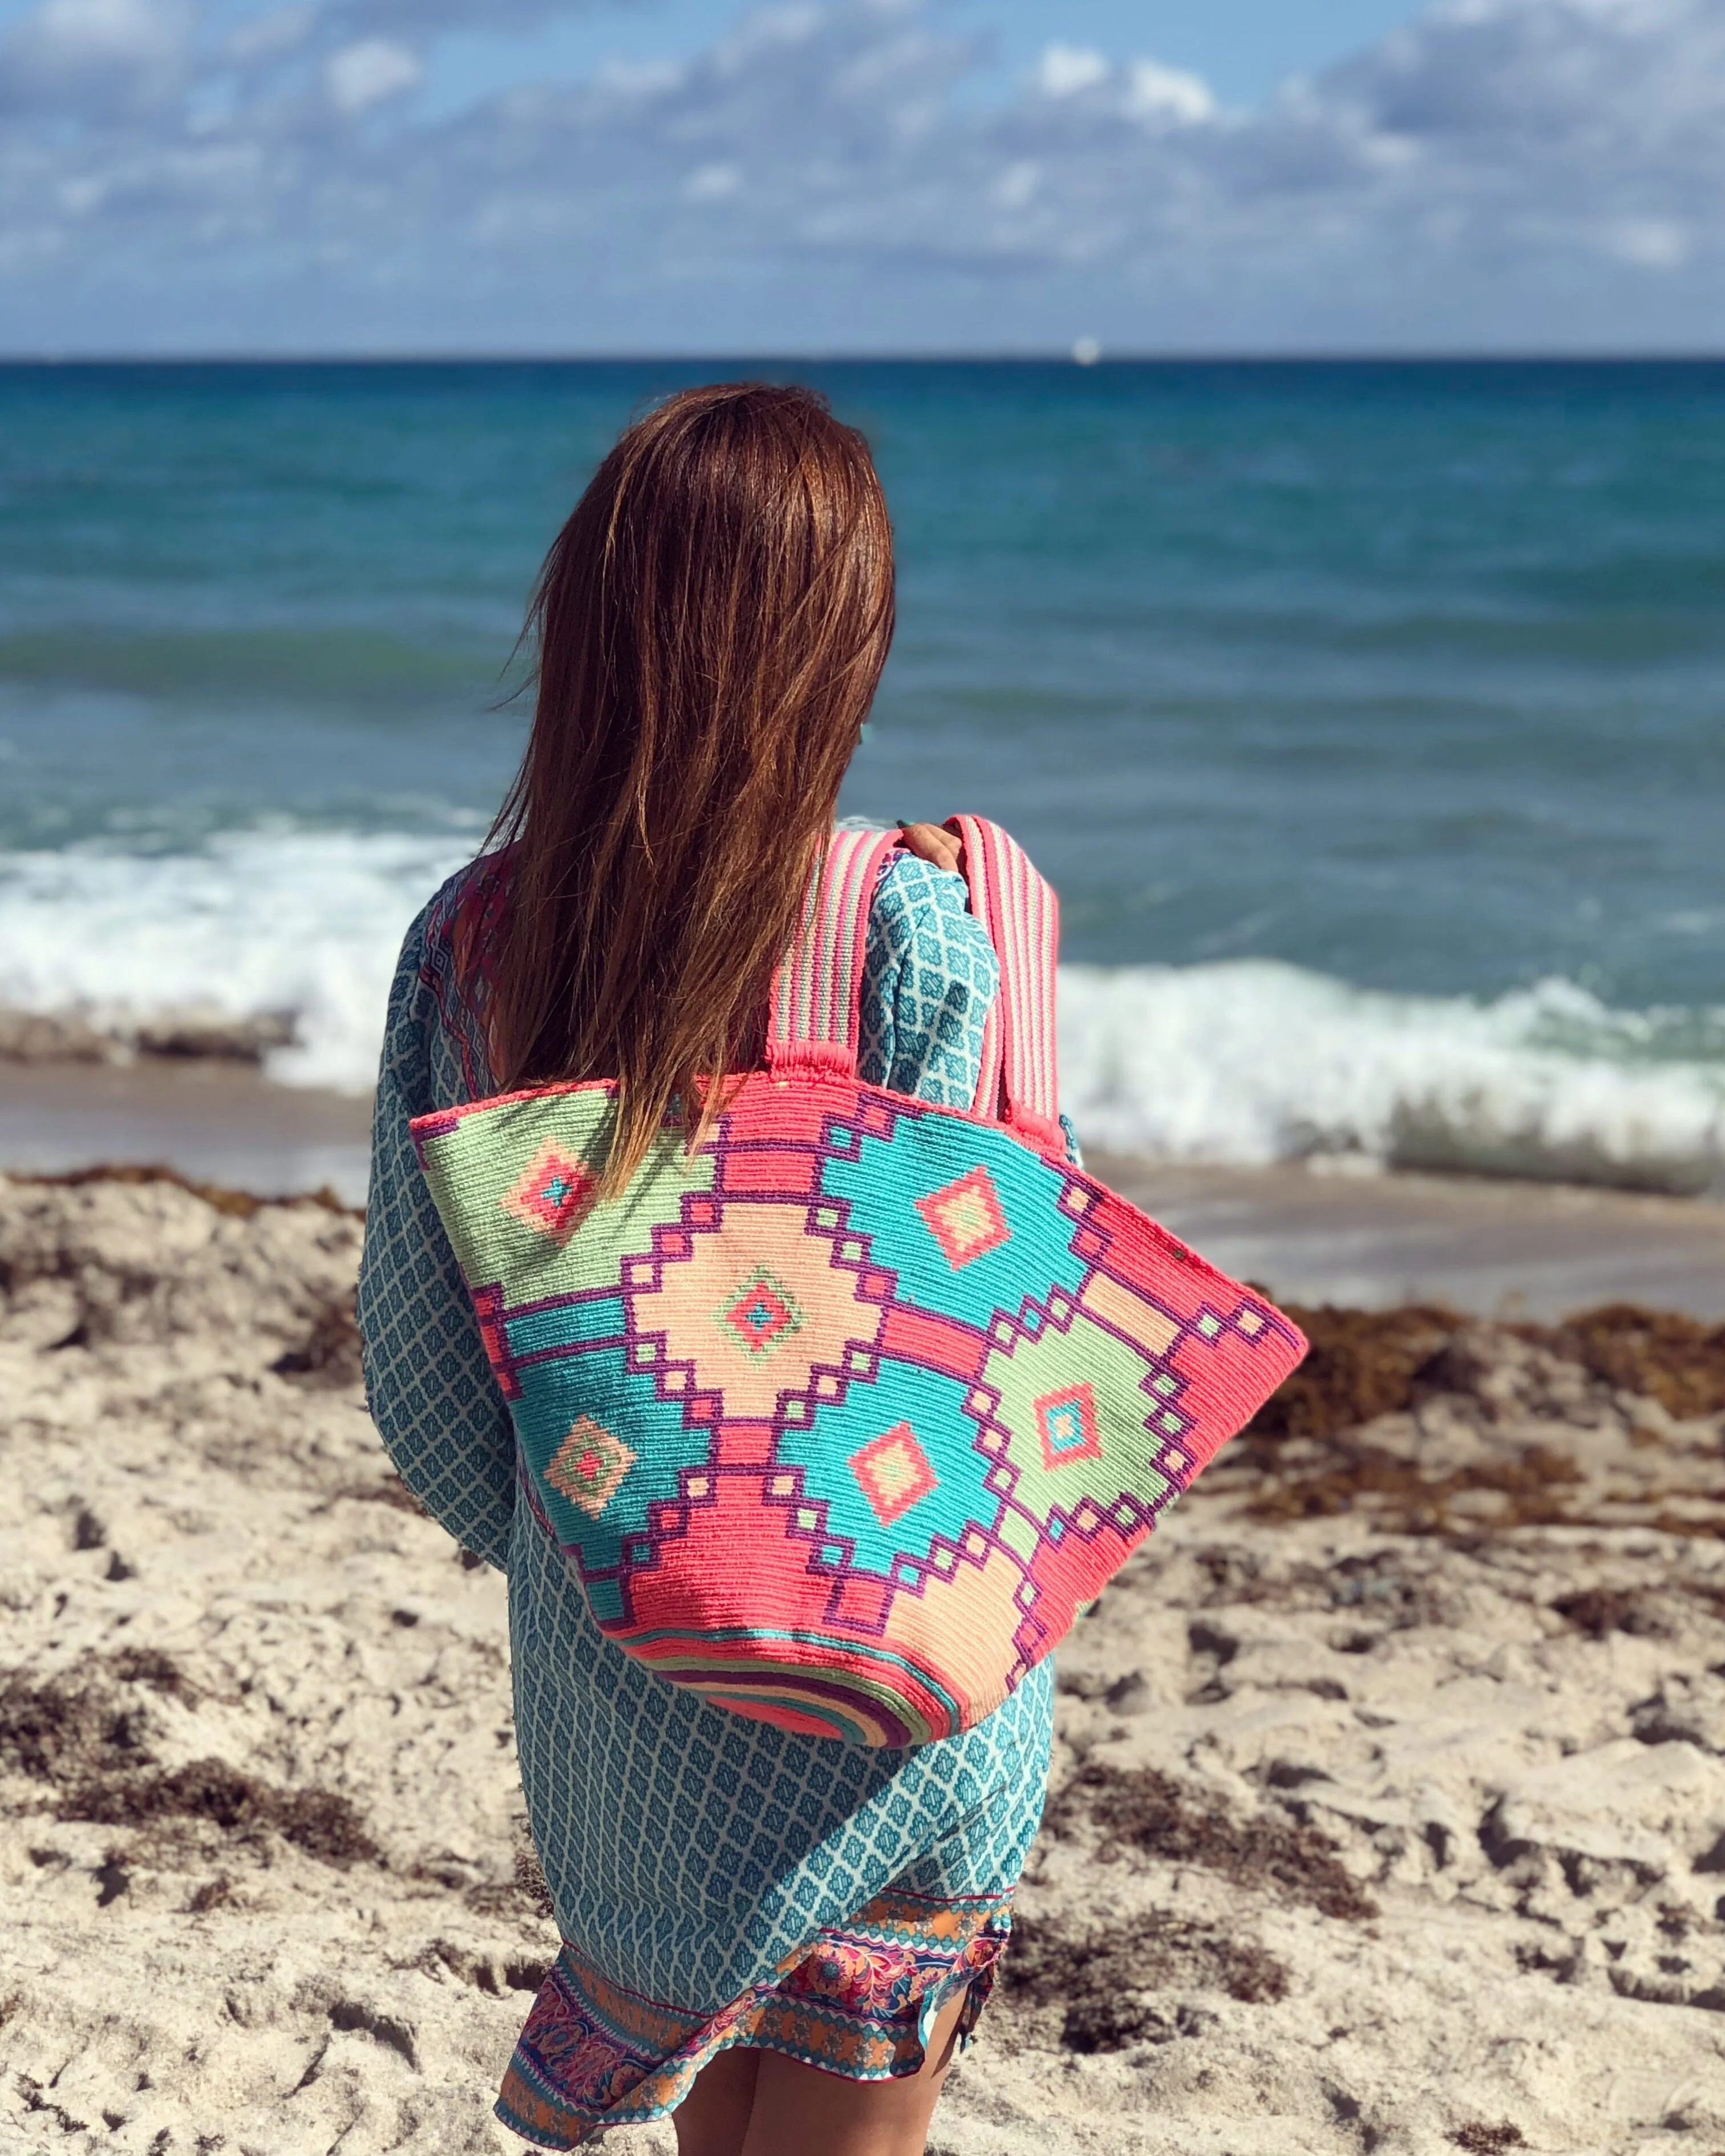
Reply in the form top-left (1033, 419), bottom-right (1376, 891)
top-left (947, 815), bottom-right (1064, 1153)
top-left (766, 826), bottom-right (902, 1077)
top-left (768, 819), bottom-right (1063, 1160)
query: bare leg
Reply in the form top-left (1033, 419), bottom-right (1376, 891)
top-left (674, 2043), bottom-right (760, 2156)
top-left (736, 1983), bottom-right (972, 2156)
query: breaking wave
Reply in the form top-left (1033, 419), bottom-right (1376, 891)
top-left (3, 830), bottom-right (1723, 1196)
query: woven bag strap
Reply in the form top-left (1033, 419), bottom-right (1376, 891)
top-left (766, 826), bottom-right (902, 1076)
top-left (946, 814), bottom-right (1064, 1150)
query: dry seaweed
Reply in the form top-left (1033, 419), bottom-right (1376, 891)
top-left (107, 1647), bottom-right (196, 1700)
top-left (0, 1659), bottom-right (181, 1784)
top-left (1449, 2127), bottom-right (1526, 2154)
top-left (1239, 1437), bottom-right (1585, 1537)
top-left (1244, 1304), bottom-right (1460, 1444)
top-left (272, 1294), bottom-right (365, 1388)
top-left (1050, 1762), bottom-right (1376, 1922)
top-left (1246, 1299), bottom-right (1725, 1456)
top-left (13, 1162), bottom-right (357, 1219)
top-left (58, 1758), bottom-right (379, 1865)
top-left (1226, 1296), bottom-right (1725, 1535)
top-left (1003, 1912), bottom-right (1287, 2051)
top-left (1528, 1304), bottom-right (1725, 1420)
top-left (1550, 1587), bottom-right (1670, 1640)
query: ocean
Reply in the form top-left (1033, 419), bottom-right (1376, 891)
top-left (2, 359), bottom-right (1722, 1194)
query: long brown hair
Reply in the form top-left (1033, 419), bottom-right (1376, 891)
top-left (476, 382), bottom-right (895, 1189)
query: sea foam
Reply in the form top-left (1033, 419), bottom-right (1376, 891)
top-left (3, 830), bottom-right (1722, 1195)
top-left (1061, 962), bottom-right (1725, 1195)
top-left (0, 829), bottom-right (475, 1094)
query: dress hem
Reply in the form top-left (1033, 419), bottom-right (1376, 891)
top-left (494, 1887), bottom-right (1013, 2147)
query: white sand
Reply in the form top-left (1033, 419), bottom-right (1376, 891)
top-left (3, 1173), bottom-right (1723, 2155)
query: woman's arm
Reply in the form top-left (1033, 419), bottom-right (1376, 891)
top-left (357, 909), bottom-right (517, 1571)
top-left (859, 852), bottom-right (1000, 1107)
top-left (864, 842), bottom-right (1083, 1164)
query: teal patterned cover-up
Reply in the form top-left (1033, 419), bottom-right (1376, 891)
top-left (358, 850), bottom-right (1058, 2128)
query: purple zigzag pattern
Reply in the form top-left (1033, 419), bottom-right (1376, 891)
top-left (507, 1112), bottom-right (1291, 1654)
top-left (616, 1184), bottom-right (904, 1441)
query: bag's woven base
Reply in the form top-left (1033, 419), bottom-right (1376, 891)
top-left (495, 1886), bottom-right (1012, 2147)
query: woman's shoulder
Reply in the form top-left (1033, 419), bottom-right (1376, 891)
top-left (406, 846), bottom-right (514, 1009)
top-left (384, 848), bottom-right (516, 1100)
top-left (420, 845), bottom-right (515, 960)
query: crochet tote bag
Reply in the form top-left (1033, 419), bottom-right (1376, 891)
top-left (412, 822), bottom-right (1306, 1746)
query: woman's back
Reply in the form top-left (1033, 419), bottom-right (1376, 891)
top-left (357, 383), bottom-right (1059, 2154)
top-left (359, 837), bottom-right (1055, 2146)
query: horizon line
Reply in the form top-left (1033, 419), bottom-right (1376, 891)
top-left (4, 348), bottom-right (1725, 368)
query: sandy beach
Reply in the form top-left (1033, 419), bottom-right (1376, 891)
top-left (4, 1155), bottom-right (1724, 2155)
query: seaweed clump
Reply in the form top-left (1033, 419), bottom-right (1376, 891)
top-left (1003, 1912), bottom-right (1287, 2052)
top-left (0, 1654), bottom-right (189, 1783)
top-left (58, 1758), bottom-right (378, 1865)
top-left (1240, 1436), bottom-right (1584, 1536)
top-left (2, 1657), bottom-right (376, 1868)
top-left (1224, 1295), bottom-right (1725, 1538)
top-left (1245, 1299), bottom-right (1725, 1450)
top-left (1245, 1304), bottom-right (1459, 1443)
top-left (1050, 1762), bottom-right (1376, 1922)
top-left (272, 1293), bottom-right (365, 1388)
top-left (1549, 1586), bottom-right (1669, 1641)
top-left (16, 1162), bottom-right (355, 1220)
top-left (1533, 1304), bottom-right (1725, 1420)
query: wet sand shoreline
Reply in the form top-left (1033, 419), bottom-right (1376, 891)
top-left (0, 1057), bottom-right (374, 1206)
top-left (6, 1058), bottom-right (1725, 1319)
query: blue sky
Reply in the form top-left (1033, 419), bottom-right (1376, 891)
top-left (416, 2), bottom-right (1425, 115)
top-left (0, 0), bottom-right (1720, 354)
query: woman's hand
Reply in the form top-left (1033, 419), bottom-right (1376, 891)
top-left (895, 820), bottom-right (963, 877)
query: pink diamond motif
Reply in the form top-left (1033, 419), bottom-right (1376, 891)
top-left (503, 1140), bottom-right (597, 1245)
top-left (916, 1165), bottom-right (1010, 1270)
top-left (1034, 1381), bottom-right (1103, 1470)
top-left (546, 1415), bottom-right (636, 1519)
top-left (850, 1423), bottom-right (939, 1527)
top-left (717, 1266), bottom-right (803, 1360)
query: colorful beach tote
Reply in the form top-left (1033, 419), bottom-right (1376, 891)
top-left (412, 822), bottom-right (1306, 1746)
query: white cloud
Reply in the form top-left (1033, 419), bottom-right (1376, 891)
top-left (325, 35), bottom-right (420, 114)
top-left (0, 0), bottom-right (183, 110)
top-left (27, 0), bottom-right (172, 63)
top-left (1034, 43), bottom-right (1108, 99)
top-left (1124, 58), bottom-right (1216, 127)
top-left (1, 0), bottom-right (1723, 351)
top-left (685, 160), bottom-right (742, 200)
top-left (993, 157), bottom-right (1038, 208)
top-left (1600, 213), bottom-right (1690, 266)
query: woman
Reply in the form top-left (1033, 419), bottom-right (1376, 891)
top-left (358, 383), bottom-right (1058, 2154)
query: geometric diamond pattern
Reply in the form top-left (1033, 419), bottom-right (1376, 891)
top-left (914, 1164), bottom-right (1010, 1269)
top-left (1033, 1380), bottom-right (1102, 1470)
top-left (715, 1265), bottom-right (803, 1360)
top-left (848, 1422), bottom-right (940, 1526)
top-left (504, 1139), bottom-right (597, 1245)
top-left (546, 1414), bottom-right (638, 1518)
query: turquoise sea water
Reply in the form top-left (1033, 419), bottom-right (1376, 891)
top-left (2, 360), bottom-right (1723, 1188)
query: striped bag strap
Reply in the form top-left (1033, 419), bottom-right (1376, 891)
top-left (766, 826), bottom-right (902, 1076)
top-left (947, 815), bottom-right (1064, 1153)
